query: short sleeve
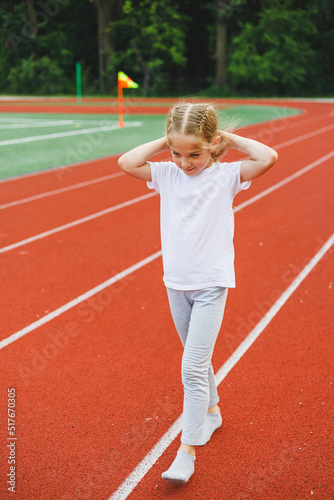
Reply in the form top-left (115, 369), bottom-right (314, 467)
top-left (228, 161), bottom-right (251, 197)
top-left (147, 161), bottom-right (174, 193)
top-left (147, 162), bottom-right (160, 193)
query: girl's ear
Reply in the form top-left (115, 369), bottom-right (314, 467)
top-left (213, 135), bottom-right (221, 146)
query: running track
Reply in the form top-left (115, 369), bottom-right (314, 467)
top-left (0, 100), bottom-right (333, 499)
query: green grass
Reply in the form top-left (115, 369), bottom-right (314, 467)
top-left (0, 105), bottom-right (301, 180)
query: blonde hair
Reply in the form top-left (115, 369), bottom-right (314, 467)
top-left (166, 101), bottom-right (235, 160)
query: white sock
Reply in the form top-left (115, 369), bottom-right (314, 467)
top-left (161, 450), bottom-right (195, 484)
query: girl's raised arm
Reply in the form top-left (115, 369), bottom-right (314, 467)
top-left (222, 133), bottom-right (278, 182)
top-left (118, 137), bottom-right (169, 181)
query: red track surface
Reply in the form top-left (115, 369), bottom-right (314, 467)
top-left (0, 99), bottom-right (333, 500)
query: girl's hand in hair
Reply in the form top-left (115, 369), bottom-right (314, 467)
top-left (212, 130), bottom-right (232, 160)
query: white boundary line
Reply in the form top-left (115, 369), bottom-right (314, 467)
top-left (234, 151), bottom-right (334, 213)
top-left (0, 121), bottom-right (142, 146)
top-left (109, 233), bottom-right (334, 500)
top-left (0, 192), bottom-right (158, 255)
top-left (0, 172), bottom-right (125, 210)
top-left (1, 150), bottom-right (332, 254)
top-left (0, 251), bottom-right (162, 351)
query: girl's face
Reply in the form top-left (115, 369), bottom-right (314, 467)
top-left (168, 135), bottom-right (214, 176)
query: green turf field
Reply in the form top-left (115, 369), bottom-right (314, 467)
top-left (0, 105), bottom-right (301, 180)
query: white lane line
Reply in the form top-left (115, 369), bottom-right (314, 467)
top-left (109, 233), bottom-right (334, 500)
top-left (1, 151), bottom-right (330, 254)
top-left (0, 172), bottom-right (125, 210)
top-left (273, 123), bottom-right (334, 150)
top-left (0, 192), bottom-right (158, 254)
top-left (0, 251), bottom-right (162, 351)
top-left (0, 153), bottom-right (121, 185)
top-left (244, 110), bottom-right (334, 138)
top-left (0, 121), bottom-right (142, 146)
top-left (234, 151), bottom-right (334, 213)
top-left (0, 157), bottom-right (170, 207)
top-left (283, 110), bottom-right (334, 129)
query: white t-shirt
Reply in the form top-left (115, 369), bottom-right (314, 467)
top-left (147, 160), bottom-right (251, 290)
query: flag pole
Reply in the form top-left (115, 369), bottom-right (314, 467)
top-left (118, 84), bottom-right (125, 128)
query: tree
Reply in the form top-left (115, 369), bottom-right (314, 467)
top-left (307, 0), bottom-right (334, 93)
top-left (211, 0), bottom-right (245, 89)
top-left (0, 1), bottom-right (75, 94)
top-left (228, 6), bottom-right (318, 95)
top-left (108, 0), bottom-right (188, 93)
top-left (90, 0), bottom-right (123, 91)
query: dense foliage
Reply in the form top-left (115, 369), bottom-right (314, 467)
top-left (0, 0), bottom-right (333, 96)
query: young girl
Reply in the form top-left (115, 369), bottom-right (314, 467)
top-left (118, 101), bottom-right (278, 484)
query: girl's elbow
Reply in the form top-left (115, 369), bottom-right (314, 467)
top-left (268, 149), bottom-right (278, 169)
top-left (118, 156), bottom-right (129, 173)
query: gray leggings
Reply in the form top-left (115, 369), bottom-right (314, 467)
top-left (166, 286), bottom-right (228, 446)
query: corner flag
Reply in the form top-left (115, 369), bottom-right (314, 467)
top-left (117, 71), bottom-right (139, 127)
top-left (118, 71), bottom-right (139, 89)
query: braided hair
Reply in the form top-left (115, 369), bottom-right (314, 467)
top-left (167, 103), bottom-right (216, 139)
top-left (166, 101), bottom-right (234, 160)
